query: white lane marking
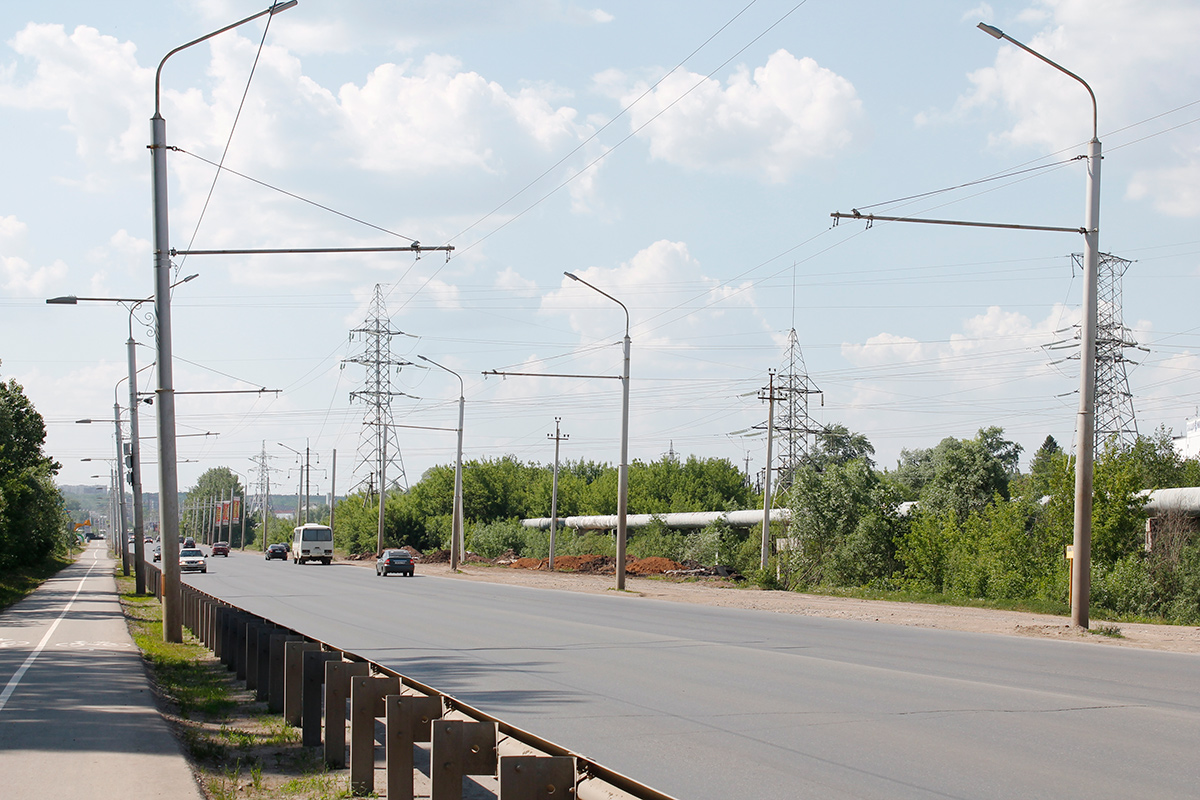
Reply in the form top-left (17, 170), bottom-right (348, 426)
top-left (0, 549), bottom-right (101, 713)
top-left (53, 641), bottom-right (131, 650)
top-left (0, 638), bottom-right (31, 648)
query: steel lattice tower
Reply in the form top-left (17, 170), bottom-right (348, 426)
top-left (769, 328), bottom-right (824, 492)
top-left (248, 441), bottom-right (277, 545)
top-left (1077, 252), bottom-right (1140, 449)
top-left (344, 285), bottom-right (410, 496)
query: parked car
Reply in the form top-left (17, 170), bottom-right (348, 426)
top-left (179, 547), bottom-right (207, 573)
top-left (265, 543), bottom-right (289, 561)
top-left (211, 541), bottom-right (230, 557)
top-left (376, 549), bottom-right (415, 577)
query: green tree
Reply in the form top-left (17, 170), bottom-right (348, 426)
top-left (0, 374), bottom-right (69, 570)
top-left (182, 467), bottom-right (246, 545)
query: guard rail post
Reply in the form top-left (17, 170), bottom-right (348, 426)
top-left (499, 755), bottom-right (577, 800)
top-left (302, 650), bottom-right (340, 746)
top-left (324, 660), bottom-right (370, 768)
top-left (349, 674), bottom-right (400, 795)
top-left (384, 693), bottom-right (443, 800)
top-left (430, 719), bottom-right (498, 800)
top-left (268, 633), bottom-right (302, 713)
top-left (284, 640), bottom-right (322, 726)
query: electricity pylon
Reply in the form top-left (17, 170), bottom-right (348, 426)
top-left (343, 284), bottom-right (411, 497)
top-left (771, 328), bottom-right (824, 491)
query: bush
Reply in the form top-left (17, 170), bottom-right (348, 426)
top-left (465, 519), bottom-right (529, 559)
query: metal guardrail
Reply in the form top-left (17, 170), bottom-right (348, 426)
top-left (141, 561), bottom-right (678, 800)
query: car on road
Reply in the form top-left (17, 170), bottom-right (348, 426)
top-left (376, 549), bottom-right (415, 577)
top-left (211, 541), bottom-right (230, 557)
top-left (180, 547), bottom-right (207, 573)
top-left (265, 543), bottom-right (289, 561)
top-left (152, 544), bottom-right (161, 562)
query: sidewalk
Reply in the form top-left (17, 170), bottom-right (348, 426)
top-left (0, 542), bottom-right (204, 799)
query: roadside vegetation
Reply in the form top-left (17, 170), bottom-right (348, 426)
top-left (315, 426), bottom-right (1200, 626)
top-left (0, 367), bottom-right (78, 609)
top-left (116, 573), bottom-right (353, 800)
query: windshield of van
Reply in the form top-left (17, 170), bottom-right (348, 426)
top-left (302, 528), bottom-right (333, 541)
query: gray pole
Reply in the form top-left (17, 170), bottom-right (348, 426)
top-left (329, 449), bottom-right (336, 530)
top-left (151, 0), bottom-right (297, 644)
top-left (617, 328), bottom-right (631, 591)
top-left (562, 272), bottom-right (631, 591)
top-left (548, 418), bottom-right (567, 571)
top-left (263, 470), bottom-right (270, 551)
top-left (151, 105), bottom-right (181, 641)
top-left (113, 400), bottom-right (130, 576)
top-left (126, 334), bottom-right (146, 593)
top-left (377, 426), bottom-right (387, 555)
top-left (454, 388), bottom-right (465, 568)
top-left (305, 439), bottom-right (311, 525)
top-left (978, 23), bottom-right (1100, 628)
top-left (760, 371), bottom-right (775, 570)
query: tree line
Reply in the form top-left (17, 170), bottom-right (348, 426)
top-left (0, 372), bottom-right (72, 572)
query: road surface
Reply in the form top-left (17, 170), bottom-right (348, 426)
top-left (191, 552), bottom-right (1200, 800)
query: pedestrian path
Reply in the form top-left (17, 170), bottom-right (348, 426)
top-left (0, 542), bottom-right (204, 799)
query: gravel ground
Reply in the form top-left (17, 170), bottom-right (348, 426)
top-left (367, 559), bottom-right (1200, 654)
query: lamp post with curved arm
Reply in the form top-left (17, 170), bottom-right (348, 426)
top-left (49, 273), bottom-right (198, 595)
top-left (979, 22), bottom-right (1100, 628)
top-left (419, 355), bottom-right (466, 571)
top-left (564, 272), bottom-right (631, 591)
top-left (151, 1), bottom-right (297, 642)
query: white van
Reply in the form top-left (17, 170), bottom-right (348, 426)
top-left (292, 524), bottom-right (334, 565)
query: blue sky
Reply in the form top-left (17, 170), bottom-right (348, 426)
top-left (2, 0), bottom-right (1198, 498)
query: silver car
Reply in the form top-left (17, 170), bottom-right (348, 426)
top-left (179, 547), bottom-right (207, 574)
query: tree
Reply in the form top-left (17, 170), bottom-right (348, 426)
top-left (0, 373), bottom-right (69, 570)
top-left (183, 467), bottom-right (246, 545)
top-left (809, 424), bottom-right (876, 471)
top-left (918, 427), bottom-right (1022, 520)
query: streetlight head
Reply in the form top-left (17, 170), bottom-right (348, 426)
top-left (977, 22), bottom-right (1004, 39)
top-left (46, 295), bottom-right (79, 305)
top-left (564, 271), bottom-right (581, 282)
top-left (76, 419), bottom-right (95, 424)
top-left (182, 273), bottom-right (200, 284)
top-left (270, 0), bottom-right (298, 14)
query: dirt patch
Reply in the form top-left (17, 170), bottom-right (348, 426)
top-left (627, 556), bottom-right (683, 575)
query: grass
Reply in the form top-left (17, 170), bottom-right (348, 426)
top-left (1090, 623), bottom-right (1125, 638)
top-left (0, 549), bottom-right (78, 612)
top-left (780, 583), bottom-right (1073, 617)
top-left (115, 572), bottom-right (357, 799)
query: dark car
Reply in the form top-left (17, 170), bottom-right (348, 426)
top-left (265, 543), bottom-right (289, 561)
top-left (211, 541), bottom-right (230, 557)
top-left (376, 549), bottom-right (414, 577)
top-left (152, 544), bottom-right (161, 562)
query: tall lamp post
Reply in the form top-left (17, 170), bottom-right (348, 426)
top-left (152, 1), bottom-right (297, 642)
top-left (418, 355), bottom-right (465, 571)
top-left (563, 272), bottom-right (631, 591)
top-left (49, 274), bottom-right (197, 595)
top-left (978, 23), bottom-right (1100, 627)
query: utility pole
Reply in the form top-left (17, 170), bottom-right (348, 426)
top-left (548, 418), bottom-right (568, 571)
top-left (759, 371), bottom-right (776, 570)
top-left (113, 400), bottom-right (130, 576)
top-left (329, 449), bottom-right (337, 529)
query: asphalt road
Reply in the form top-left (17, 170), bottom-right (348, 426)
top-left (191, 552), bottom-right (1200, 800)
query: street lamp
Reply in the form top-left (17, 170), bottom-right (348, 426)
top-left (50, 273), bottom-right (197, 595)
top-left (152, 1), bottom-right (297, 642)
top-left (563, 271), bottom-right (631, 591)
top-left (978, 22), bottom-right (1100, 628)
top-left (418, 355), bottom-right (466, 571)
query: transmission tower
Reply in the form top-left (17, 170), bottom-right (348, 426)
top-left (248, 441), bottom-right (279, 548)
top-left (1069, 252), bottom-right (1142, 450)
top-left (771, 328), bottom-right (824, 490)
top-left (343, 285), bottom-right (411, 497)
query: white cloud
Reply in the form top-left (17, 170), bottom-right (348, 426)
top-left (338, 54), bottom-right (584, 175)
top-left (0, 24), bottom-right (151, 166)
top-left (960, 1), bottom-right (1200, 149)
top-left (962, 4), bottom-right (995, 24)
top-left (602, 49), bottom-right (863, 183)
top-left (0, 214), bottom-right (68, 295)
top-left (1127, 149), bottom-right (1200, 217)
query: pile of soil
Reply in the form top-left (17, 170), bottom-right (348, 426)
top-left (627, 556), bottom-right (684, 575)
top-left (422, 549), bottom-right (451, 563)
top-left (548, 555), bottom-right (614, 573)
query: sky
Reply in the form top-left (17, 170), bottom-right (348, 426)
top-left (2, 0), bottom-right (1198, 503)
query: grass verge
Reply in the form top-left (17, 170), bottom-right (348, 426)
top-left (0, 550), bottom-right (79, 612)
top-left (115, 573), bottom-right (354, 799)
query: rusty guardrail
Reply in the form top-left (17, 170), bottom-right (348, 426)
top-left (142, 561), bottom-right (678, 800)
